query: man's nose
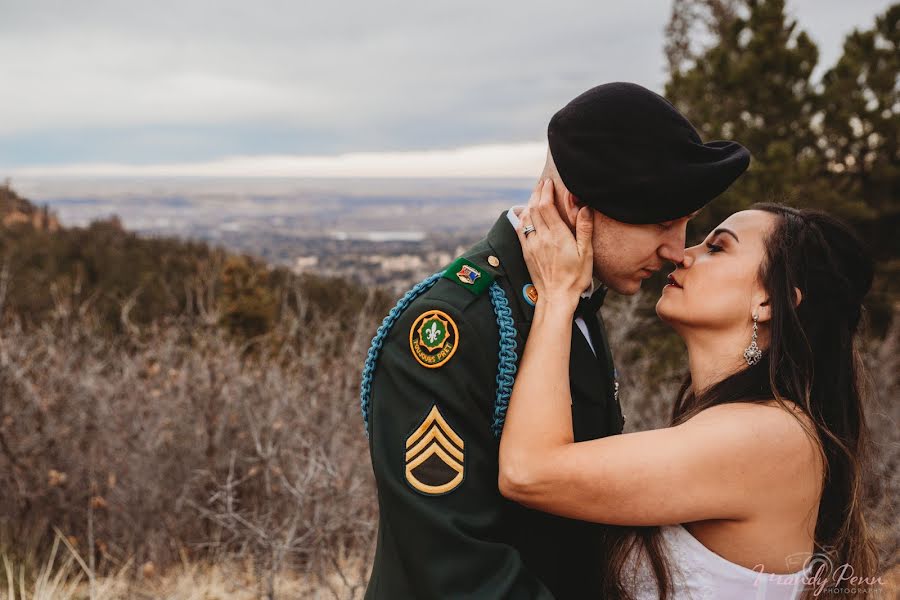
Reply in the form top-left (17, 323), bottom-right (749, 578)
top-left (659, 240), bottom-right (685, 265)
top-left (659, 224), bottom-right (688, 265)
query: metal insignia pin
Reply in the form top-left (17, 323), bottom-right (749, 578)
top-left (456, 264), bottom-right (481, 285)
top-left (522, 283), bottom-right (538, 306)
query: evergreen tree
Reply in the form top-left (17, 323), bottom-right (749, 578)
top-left (664, 0), bottom-right (898, 326)
top-left (817, 5), bottom-right (899, 316)
top-left (817, 5), bottom-right (899, 217)
top-left (666, 0), bottom-right (821, 231)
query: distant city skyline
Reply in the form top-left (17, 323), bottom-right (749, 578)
top-left (1, 0), bottom-right (894, 176)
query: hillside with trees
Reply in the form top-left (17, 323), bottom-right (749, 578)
top-left (1, 183), bottom-right (395, 597)
top-left (0, 182), bottom-right (391, 344)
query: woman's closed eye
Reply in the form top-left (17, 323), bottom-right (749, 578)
top-left (705, 241), bottom-right (724, 253)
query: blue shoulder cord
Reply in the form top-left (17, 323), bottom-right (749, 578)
top-left (359, 273), bottom-right (519, 439)
top-left (488, 282), bottom-right (518, 438)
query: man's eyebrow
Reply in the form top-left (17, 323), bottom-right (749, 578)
top-left (712, 228), bottom-right (740, 243)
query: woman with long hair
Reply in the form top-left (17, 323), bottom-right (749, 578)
top-left (498, 179), bottom-right (879, 599)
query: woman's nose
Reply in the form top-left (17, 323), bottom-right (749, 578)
top-left (679, 249), bottom-right (696, 269)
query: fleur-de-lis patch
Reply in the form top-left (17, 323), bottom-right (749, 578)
top-left (409, 310), bottom-right (458, 368)
top-left (423, 321), bottom-right (444, 347)
top-left (405, 404), bottom-right (465, 495)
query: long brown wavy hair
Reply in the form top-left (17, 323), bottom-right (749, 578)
top-left (596, 203), bottom-right (880, 599)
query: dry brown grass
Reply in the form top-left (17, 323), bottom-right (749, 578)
top-left (0, 280), bottom-right (381, 598)
top-left (0, 285), bottom-right (896, 598)
top-left (1, 529), bottom-right (369, 599)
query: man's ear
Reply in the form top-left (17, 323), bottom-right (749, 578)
top-left (558, 187), bottom-right (581, 229)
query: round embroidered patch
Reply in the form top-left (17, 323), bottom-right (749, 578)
top-left (522, 283), bottom-right (538, 307)
top-left (409, 310), bottom-right (459, 368)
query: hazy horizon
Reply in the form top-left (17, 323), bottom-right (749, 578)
top-left (2, 0), bottom-right (894, 176)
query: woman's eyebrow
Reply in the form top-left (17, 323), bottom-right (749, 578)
top-left (712, 228), bottom-right (740, 243)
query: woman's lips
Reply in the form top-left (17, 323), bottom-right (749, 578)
top-left (666, 273), bottom-right (683, 288)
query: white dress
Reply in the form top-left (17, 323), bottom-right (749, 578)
top-left (621, 524), bottom-right (812, 600)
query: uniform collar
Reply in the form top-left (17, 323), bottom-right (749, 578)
top-left (502, 206), bottom-right (606, 302)
top-left (484, 209), bottom-right (606, 323)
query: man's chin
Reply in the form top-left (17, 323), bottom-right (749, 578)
top-left (608, 278), bottom-right (643, 296)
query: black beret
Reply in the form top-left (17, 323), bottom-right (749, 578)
top-left (547, 82), bottom-right (751, 224)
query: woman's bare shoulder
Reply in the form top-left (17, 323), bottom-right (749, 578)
top-left (686, 398), bottom-right (811, 423)
top-left (682, 400), bottom-right (823, 469)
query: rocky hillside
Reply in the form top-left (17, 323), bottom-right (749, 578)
top-left (0, 180), bottom-right (60, 231)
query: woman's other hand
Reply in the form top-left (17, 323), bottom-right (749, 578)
top-left (515, 178), bottom-right (593, 313)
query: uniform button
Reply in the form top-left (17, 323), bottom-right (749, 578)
top-left (487, 255), bottom-right (500, 267)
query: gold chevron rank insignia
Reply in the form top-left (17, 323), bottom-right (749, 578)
top-left (405, 405), bottom-right (465, 495)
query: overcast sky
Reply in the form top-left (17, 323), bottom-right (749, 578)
top-left (1, 0), bottom-right (894, 176)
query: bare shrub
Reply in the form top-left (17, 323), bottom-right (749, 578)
top-left (0, 282), bottom-right (381, 598)
top-left (858, 312), bottom-right (900, 569)
top-left (0, 281), bottom-right (895, 597)
top-left (602, 293), bottom-right (686, 431)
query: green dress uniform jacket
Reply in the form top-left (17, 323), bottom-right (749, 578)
top-left (364, 211), bottom-right (625, 599)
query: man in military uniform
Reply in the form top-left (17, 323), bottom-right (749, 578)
top-left (361, 82), bottom-right (750, 599)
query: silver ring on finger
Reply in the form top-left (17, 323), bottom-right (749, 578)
top-left (522, 224), bottom-right (536, 237)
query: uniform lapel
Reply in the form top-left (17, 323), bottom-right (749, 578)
top-left (484, 212), bottom-right (534, 343)
top-left (481, 212), bottom-right (615, 441)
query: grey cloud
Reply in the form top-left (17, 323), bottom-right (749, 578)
top-left (0, 0), bottom-right (894, 165)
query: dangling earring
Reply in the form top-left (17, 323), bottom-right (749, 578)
top-left (743, 312), bottom-right (762, 366)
